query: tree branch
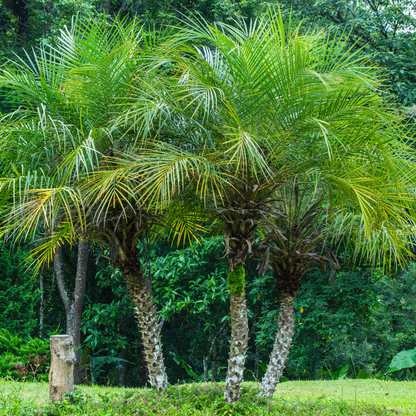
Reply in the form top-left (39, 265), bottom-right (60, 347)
top-left (74, 240), bottom-right (88, 312)
top-left (54, 244), bottom-right (70, 313)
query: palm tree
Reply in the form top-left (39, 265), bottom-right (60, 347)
top-left (256, 184), bottom-right (337, 397)
top-left (90, 10), bottom-right (416, 402)
top-left (0, 17), bottom-right (176, 388)
top-left (84, 202), bottom-right (170, 389)
top-left (257, 180), bottom-right (415, 397)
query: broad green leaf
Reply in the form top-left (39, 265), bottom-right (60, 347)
top-left (387, 348), bottom-right (416, 373)
top-left (333, 364), bottom-right (349, 380)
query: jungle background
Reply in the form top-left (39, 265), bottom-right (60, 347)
top-left (1, 0), bottom-right (416, 387)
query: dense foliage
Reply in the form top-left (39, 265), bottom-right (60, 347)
top-left (1, 0), bottom-right (416, 106)
top-left (0, 329), bottom-right (49, 380)
top-left (2, 236), bottom-right (415, 386)
top-left (281, 0), bottom-right (416, 106)
top-left (0, 242), bottom-right (41, 336)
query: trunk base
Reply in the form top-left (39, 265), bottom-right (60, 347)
top-left (260, 292), bottom-right (295, 397)
top-left (224, 292), bottom-right (249, 403)
top-left (125, 271), bottom-right (168, 390)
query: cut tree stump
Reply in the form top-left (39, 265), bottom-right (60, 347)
top-left (49, 335), bottom-right (76, 401)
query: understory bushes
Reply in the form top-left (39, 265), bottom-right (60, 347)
top-left (1, 238), bottom-right (416, 386)
top-left (0, 329), bottom-right (49, 380)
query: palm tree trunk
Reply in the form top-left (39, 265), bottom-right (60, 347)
top-left (125, 268), bottom-right (168, 390)
top-left (260, 292), bottom-right (295, 397)
top-left (137, 338), bottom-right (148, 387)
top-left (224, 229), bottom-right (250, 403)
top-left (224, 289), bottom-right (249, 402)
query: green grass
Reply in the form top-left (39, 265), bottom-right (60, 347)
top-left (0, 379), bottom-right (415, 415)
top-left (276, 380), bottom-right (416, 413)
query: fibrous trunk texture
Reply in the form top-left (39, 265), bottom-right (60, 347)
top-left (137, 338), bottom-right (148, 387)
top-left (224, 290), bottom-right (249, 402)
top-left (125, 268), bottom-right (168, 390)
top-left (260, 292), bottom-right (295, 397)
top-left (49, 335), bottom-right (75, 401)
top-left (224, 229), bottom-right (250, 403)
top-left (54, 241), bottom-right (88, 385)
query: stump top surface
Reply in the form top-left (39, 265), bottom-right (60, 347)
top-left (50, 335), bottom-right (73, 338)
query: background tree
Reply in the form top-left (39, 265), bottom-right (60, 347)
top-left (257, 184), bottom-right (337, 396)
top-left (149, 237), bottom-right (230, 383)
top-left (257, 178), bottom-right (413, 396)
top-left (280, 0), bottom-right (416, 106)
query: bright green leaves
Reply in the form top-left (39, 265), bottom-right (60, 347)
top-left (0, 328), bottom-right (49, 380)
top-left (387, 348), bottom-right (416, 374)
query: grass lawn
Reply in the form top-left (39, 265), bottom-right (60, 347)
top-left (276, 380), bottom-right (416, 413)
top-left (0, 379), bottom-right (415, 415)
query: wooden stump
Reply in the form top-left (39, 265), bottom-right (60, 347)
top-left (49, 335), bottom-right (76, 401)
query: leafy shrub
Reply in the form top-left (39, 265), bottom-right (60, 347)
top-left (0, 329), bottom-right (49, 380)
top-left (386, 347), bottom-right (416, 380)
top-left (0, 243), bottom-right (41, 337)
top-left (0, 353), bottom-right (17, 375)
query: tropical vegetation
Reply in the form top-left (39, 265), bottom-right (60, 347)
top-left (0, 1), bottom-right (415, 415)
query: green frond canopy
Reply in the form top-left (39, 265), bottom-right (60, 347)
top-left (0, 10), bottom-right (415, 270)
